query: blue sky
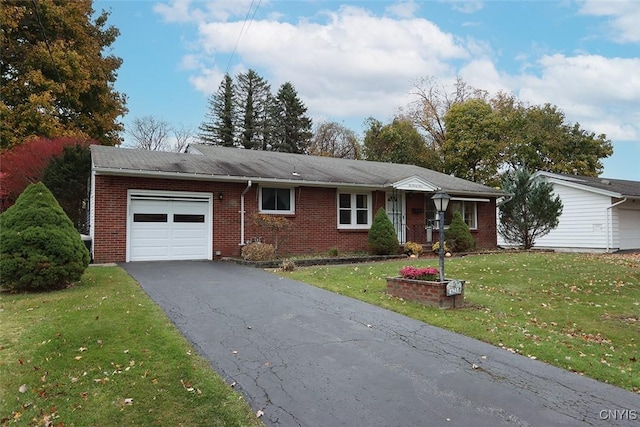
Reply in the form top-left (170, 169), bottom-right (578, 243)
top-left (97, 0), bottom-right (640, 180)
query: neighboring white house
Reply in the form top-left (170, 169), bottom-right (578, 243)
top-left (498, 172), bottom-right (640, 253)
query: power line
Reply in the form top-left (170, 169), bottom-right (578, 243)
top-left (224, 0), bottom-right (262, 76)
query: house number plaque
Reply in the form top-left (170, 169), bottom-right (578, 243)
top-left (446, 280), bottom-right (463, 296)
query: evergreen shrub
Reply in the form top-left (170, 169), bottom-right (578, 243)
top-left (367, 208), bottom-right (399, 255)
top-left (445, 211), bottom-right (475, 252)
top-left (0, 182), bottom-right (90, 291)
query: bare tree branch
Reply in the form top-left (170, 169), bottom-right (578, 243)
top-left (127, 116), bottom-right (171, 151)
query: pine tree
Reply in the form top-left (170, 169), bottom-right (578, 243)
top-left (42, 143), bottom-right (91, 231)
top-left (0, 182), bottom-right (90, 291)
top-left (199, 74), bottom-right (236, 146)
top-left (236, 69), bottom-right (271, 150)
top-left (499, 168), bottom-right (563, 249)
top-left (272, 82), bottom-right (313, 154)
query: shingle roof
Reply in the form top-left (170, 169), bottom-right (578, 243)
top-left (91, 144), bottom-right (507, 197)
top-left (540, 172), bottom-right (640, 198)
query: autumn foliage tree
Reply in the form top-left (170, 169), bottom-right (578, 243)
top-left (1, 0), bottom-right (127, 147)
top-left (253, 214), bottom-right (291, 253)
top-left (0, 138), bottom-right (91, 210)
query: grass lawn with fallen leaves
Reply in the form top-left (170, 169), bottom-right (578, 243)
top-left (0, 266), bottom-right (263, 427)
top-left (277, 252), bottom-right (640, 393)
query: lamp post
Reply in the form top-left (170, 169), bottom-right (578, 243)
top-left (431, 191), bottom-right (451, 282)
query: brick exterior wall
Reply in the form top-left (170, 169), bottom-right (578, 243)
top-left (386, 277), bottom-right (464, 309)
top-left (92, 175), bottom-right (498, 263)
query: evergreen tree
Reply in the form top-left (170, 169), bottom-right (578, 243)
top-left (236, 69), bottom-right (271, 150)
top-left (272, 82), bottom-right (313, 154)
top-left (1, 0), bottom-right (127, 147)
top-left (199, 74), bottom-right (236, 146)
top-left (445, 211), bottom-right (475, 252)
top-left (367, 208), bottom-right (399, 255)
top-left (42, 143), bottom-right (91, 232)
top-left (499, 168), bottom-right (563, 249)
top-left (0, 182), bottom-right (90, 291)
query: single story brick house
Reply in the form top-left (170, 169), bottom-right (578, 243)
top-left (90, 144), bottom-right (508, 263)
top-left (498, 172), bottom-right (640, 252)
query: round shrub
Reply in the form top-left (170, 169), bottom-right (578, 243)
top-left (403, 241), bottom-right (424, 256)
top-left (367, 208), bottom-right (399, 255)
top-left (241, 242), bottom-right (276, 261)
top-left (445, 211), bottom-right (475, 252)
top-left (0, 182), bottom-right (90, 292)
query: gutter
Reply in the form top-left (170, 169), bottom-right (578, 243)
top-left (240, 180), bottom-right (252, 246)
top-left (605, 197), bottom-right (627, 253)
top-left (92, 167), bottom-right (507, 198)
top-left (496, 194), bottom-right (514, 207)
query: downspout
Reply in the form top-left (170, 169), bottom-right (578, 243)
top-left (240, 180), bottom-right (253, 246)
top-left (605, 197), bottom-right (627, 253)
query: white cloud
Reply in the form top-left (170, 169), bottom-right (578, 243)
top-left (448, 0), bottom-right (484, 14)
top-left (385, 1), bottom-right (419, 18)
top-left (459, 58), bottom-right (508, 95)
top-left (155, 1), bottom-right (639, 147)
top-left (191, 5), bottom-right (468, 121)
top-left (578, 0), bottom-right (640, 43)
top-left (515, 54), bottom-right (640, 141)
top-left (154, 0), bottom-right (259, 24)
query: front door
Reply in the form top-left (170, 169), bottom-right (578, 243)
top-left (386, 190), bottom-right (406, 244)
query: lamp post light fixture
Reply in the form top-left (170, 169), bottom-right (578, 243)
top-left (431, 191), bottom-right (451, 282)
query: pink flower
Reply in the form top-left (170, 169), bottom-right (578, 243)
top-left (399, 266), bottom-right (439, 280)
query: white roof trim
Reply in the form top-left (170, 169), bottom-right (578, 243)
top-left (535, 171), bottom-right (622, 198)
top-left (451, 197), bottom-right (490, 202)
top-left (391, 175), bottom-right (438, 192)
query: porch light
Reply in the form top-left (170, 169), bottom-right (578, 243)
top-left (218, 192), bottom-right (224, 200)
top-left (431, 191), bottom-right (451, 282)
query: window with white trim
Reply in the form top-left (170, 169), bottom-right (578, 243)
top-left (446, 201), bottom-right (477, 230)
top-left (337, 192), bottom-right (371, 229)
top-left (260, 187), bottom-right (294, 214)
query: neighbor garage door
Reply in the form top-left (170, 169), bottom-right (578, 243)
top-left (619, 208), bottom-right (640, 250)
top-left (128, 192), bottom-right (212, 261)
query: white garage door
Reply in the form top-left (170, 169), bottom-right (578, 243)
top-left (128, 192), bottom-right (212, 261)
top-left (619, 208), bottom-right (640, 250)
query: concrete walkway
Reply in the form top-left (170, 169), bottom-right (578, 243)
top-left (121, 261), bottom-right (639, 427)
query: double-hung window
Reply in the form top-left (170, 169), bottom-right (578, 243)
top-left (260, 187), bottom-right (294, 214)
top-left (338, 192), bottom-right (371, 229)
top-left (447, 201), bottom-right (477, 230)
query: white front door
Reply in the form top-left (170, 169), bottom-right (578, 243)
top-left (386, 191), bottom-right (406, 244)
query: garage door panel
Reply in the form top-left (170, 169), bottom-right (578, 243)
top-left (619, 209), bottom-right (640, 250)
top-left (129, 196), bottom-right (211, 262)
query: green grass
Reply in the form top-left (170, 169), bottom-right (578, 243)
top-left (276, 252), bottom-right (640, 393)
top-left (0, 266), bottom-right (262, 427)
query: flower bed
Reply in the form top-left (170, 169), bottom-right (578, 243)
top-left (387, 266), bottom-right (464, 309)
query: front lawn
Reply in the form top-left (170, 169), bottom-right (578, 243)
top-left (0, 266), bottom-right (262, 426)
top-left (277, 252), bottom-right (640, 392)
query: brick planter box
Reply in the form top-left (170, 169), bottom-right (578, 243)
top-left (386, 277), bottom-right (464, 309)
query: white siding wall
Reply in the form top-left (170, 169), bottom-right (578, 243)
top-left (498, 181), bottom-right (613, 251)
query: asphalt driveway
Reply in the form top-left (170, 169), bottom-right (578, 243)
top-left (121, 261), bottom-right (639, 427)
